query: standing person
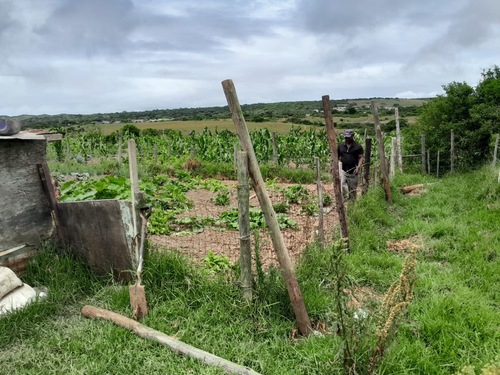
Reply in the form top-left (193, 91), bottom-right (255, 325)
top-left (338, 129), bottom-right (364, 201)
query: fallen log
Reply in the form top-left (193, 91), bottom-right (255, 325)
top-left (81, 305), bottom-right (261, 375)
top-left (401, 184), bottom-right (425, 194)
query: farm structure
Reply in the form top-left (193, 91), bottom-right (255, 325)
top-left (0, 132), bottom-right (137, 281)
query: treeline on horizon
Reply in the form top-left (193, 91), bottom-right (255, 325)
top-left (11, 97), bottom-right (426, 129)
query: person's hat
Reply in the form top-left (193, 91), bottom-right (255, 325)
top-left (344, 129), bottom-right (354, 137)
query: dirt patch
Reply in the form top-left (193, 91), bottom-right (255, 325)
top-left (386, 237), bottom-right (423, 253)
top-left (347, 286), bottom-right (384, 310)
top-left (150, 180), bottom-right (340, 269)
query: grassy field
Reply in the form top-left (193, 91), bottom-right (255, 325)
top-left (99, 115), bottom-right (418, 136)
top-left (1, 166), bottom-right (498, 374)
top-left (99, 119), bottom-right (313, 135)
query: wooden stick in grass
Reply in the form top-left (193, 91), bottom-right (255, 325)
top-left (222, 79), bottom-right (313, 336)
top-left (81, 305), bottom-right (261, 375)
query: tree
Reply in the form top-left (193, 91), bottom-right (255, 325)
top-left (412, 67), bottom-right (500, 171)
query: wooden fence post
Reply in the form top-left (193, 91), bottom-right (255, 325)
top-left (395, 107), bottom-right (403, 172)
top-left (371, 101), bottom-right (392, 203)
top-left (222, 79), bottom-right (312, 336)
top-left (322, 95), bottom-right (349, 250)
top-left (493, 133), bottom-right (499, 166)
top-left (436, 151), bottom-right (440, 178)
top-left (315, 157), bottom-right (324, 248)
top-left (128, 139), bottom-right (142, 263)
top-left (237, 151), bottom-right (252, 302)
top-left (451, 130), bottom-right (455, 172)
top-left (427, 150), bottom-right (431, 174)
top-left (421, 132), bottom-right (426, 174)
top-left (389, 137), bottom-right (396, 180)
top-left (363, 138), bottom-right (372, 193)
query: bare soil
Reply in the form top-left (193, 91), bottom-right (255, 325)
top-left (150, 180), bottom-right (340, 269)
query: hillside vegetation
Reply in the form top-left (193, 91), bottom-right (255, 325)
top-left (12, 97), bottom-right (425, 129)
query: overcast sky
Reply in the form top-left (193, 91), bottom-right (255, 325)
top-left (1, 0), bottom-right (499, 116)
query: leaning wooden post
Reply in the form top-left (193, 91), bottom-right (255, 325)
top-left (389, 137), bottom-right (396, 180)
top-left (371, 101), bottom-right (392, 203)
top-left (395, 107), bottom-right (403, 172)
top-left (81, 306), bottom-right (262, 375)
top-left (237, 151), bottom-right (252, 302)
top-left (322, 95), bottom-right (349, 251)
top-left (450, 130), bottom-right (455, 173)
top-left (363, 138), bottom-right (372, 193)
top-left (222, 79), bottom-right (312, 336)
top-left (492, 133), bottom-right (499, 166)
top-left (315, 157), bottom-right (324, 248)
top-left (421, 132), bottom-right (426, 174)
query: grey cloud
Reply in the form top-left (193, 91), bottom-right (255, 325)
top-left (34, 0), bottom-right (138, 57)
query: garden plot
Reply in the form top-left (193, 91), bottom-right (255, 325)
top-left (149, 180), bottom-right (340, 268)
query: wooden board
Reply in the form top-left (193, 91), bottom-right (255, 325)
top-left (57, 200), bottom-right (135, 281)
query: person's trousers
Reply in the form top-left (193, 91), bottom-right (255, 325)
top-left (341, 171), bottom-right (358, 201)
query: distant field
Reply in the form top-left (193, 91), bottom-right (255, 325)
top-left (99, 114), bottom-right (417, 135)
top-left (100, 120), bottom-right (314, 135)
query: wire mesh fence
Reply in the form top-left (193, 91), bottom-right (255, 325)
top-left (148, 180), bottom-right (341, 269)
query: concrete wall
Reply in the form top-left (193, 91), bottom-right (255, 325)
top-left (0, 134), bottom-right (53, 272)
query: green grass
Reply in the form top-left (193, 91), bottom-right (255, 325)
top-left (1, 166), bottom-right (499, 374)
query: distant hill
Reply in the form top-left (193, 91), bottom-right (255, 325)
top-left (9, 98), bottom-right (430, 129)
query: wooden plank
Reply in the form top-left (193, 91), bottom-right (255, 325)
top-left (37, 162), bottom-right (66, 245)
top-left (57, 200), bottom-right (134, 281)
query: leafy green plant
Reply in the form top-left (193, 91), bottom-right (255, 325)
top-left (273, 201), bottom-right (290, 214)
top-left (203, 250), bottom-right (235, 274)
top-left (212, 190), bottom-right (230, 206)
top-left (284, 184), bottom-right (309, 204)
top-left (323, 193), bottom-right (333, 207)
top-left (301, 201), bottom-right (317, 216)
top-left (218, 208), bottom-right (298, 230)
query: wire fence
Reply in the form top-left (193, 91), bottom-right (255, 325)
top-left (148, 179), bottom-right (341, 269)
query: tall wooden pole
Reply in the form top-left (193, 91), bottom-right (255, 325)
top-left (363, 138), bottom-right (372, 193)
top-left (315, 157), bottom-right (324, 248)
top-left (450, 130), bottom-right (455, 173)
top-left (237, 151), bottom-right (252, 302)
top-left (436, 151), bottom-right (440, 178)
top-left (128, 139), bottom-right (142, 264)
top-left (389, 137), bottom-right (396, 180)
top-left (371, 101), bottom-right (392, 203)
top-left (322, 95), bottom-right (349, 251)
top-left (222, 79), bottom-right (312, 336)
top-left (427, 149), bottom-right (431, 175)
top-left (421, 132), bottom-right (426, 174)
top-left (395, 107), bottom-right (403, 172)
top-left (493, 133), bottom-right (499, 166)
